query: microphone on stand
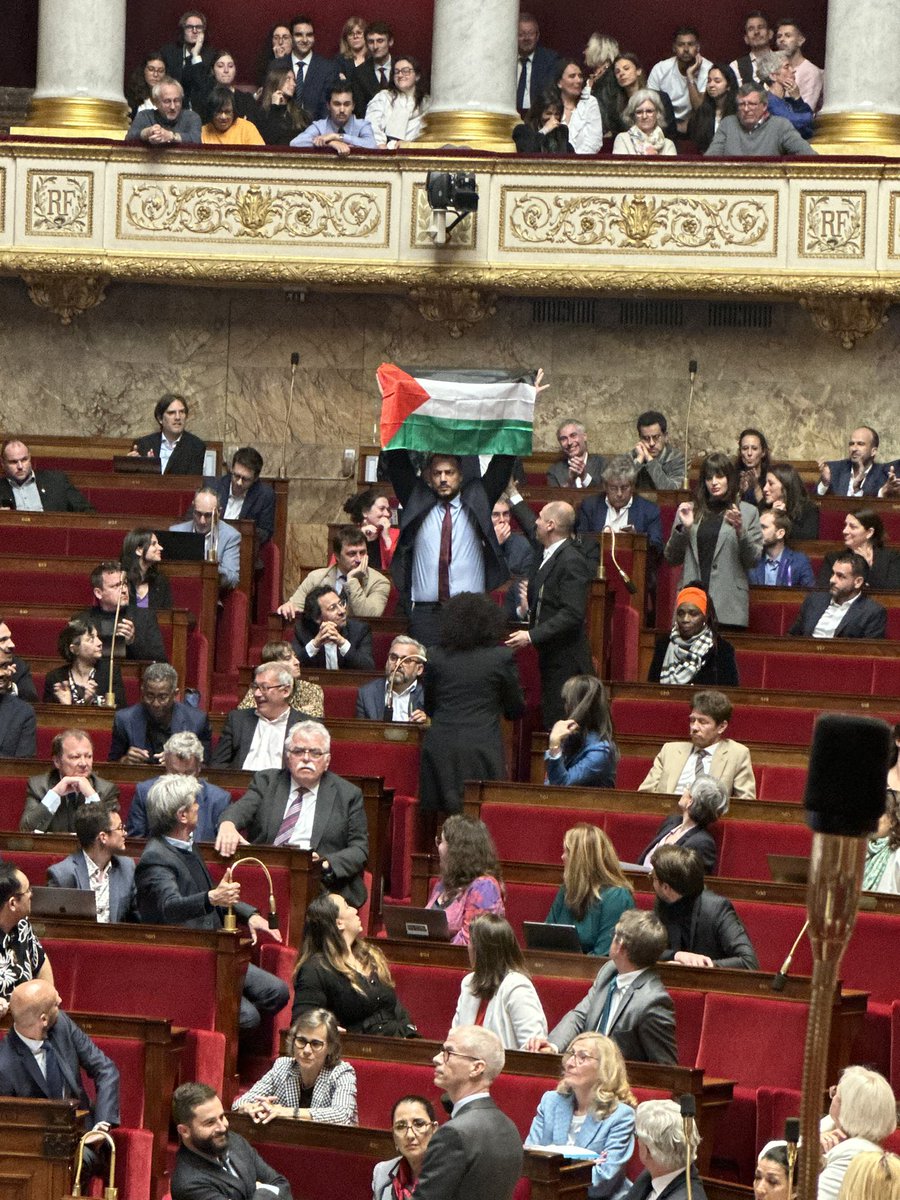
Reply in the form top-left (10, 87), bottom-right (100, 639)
top-left (280, 351), bottom-right (300, 479)
top-left (784, 1117), bottom-right (800, 1199)
top-left (608, 526), bottom-right (637, 595)
top-left (207, 506), bottom-right (219, 563)
top-left (771, 919), bottom-right (810, 991)
top-left (679, 1094), bottom-right (696, 1200)
top-left (683, 359), bottom-right (698, 490)
top-left (384, 654), bottom-right (426, 718)
top-left (106, 575), bottom-right (125, 707)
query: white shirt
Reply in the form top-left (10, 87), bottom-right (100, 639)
top-left (539, 537), bottom-right (567, 569)
top-left (651, 1169), bottom-right (686, 1198)
top-left (224, 493), bottom-right (243, 521)
top-left (83, 851), bottom-right (111, 923)
top-left (285, 781), bottom-right (319, 849)
top-left (817, 461), bottom-right (876, 497)
top-left (159, 435), bottom-right (182, 472)
top-left (452, 1091), bottom-right (490, 1116)
top-left (385, 679), bottom-right (419, 722)
top-left (604, 500), bottom-right (633, 532)
top-left (813, 592), bottom-right (860, 638)
top-left (242, 710), bottom-right (290, 772)
top-left (674, 742), bottom-right (720, 794)
top-left (603, 967), bottom-right (646, 1032)
top-left (647, 55), bottom-right (711, 120)
top-left (9, 474), bottom-right (43, 511)
top-left (304, 635), bottom-right (351, 670)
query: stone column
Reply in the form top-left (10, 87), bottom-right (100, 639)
top-left (814, 0), bottom-right (900, 153)
top-left (15, 0), bottom-right (130, 139)
top-left (418, 0), bottom-right (519, 152)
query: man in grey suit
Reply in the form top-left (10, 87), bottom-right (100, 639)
top-left (170, 486), bottom-right (240, 591)
top-left (47, 802), bottom-right (136, 923)
top-left (546, 420), bottom-right (605, 489)
top-left (212, 663), bottom-right (310, 771)
top-left (215, 721), bottom-right (369, 909)
top-left (414, 1026), bottom-right (523, 1200)
top-left (20, 729), bottom-right (119, 833)
top-left (356, 635), bottom-right (427, 723)
top-left (526, 910), bottom-right (677, 1065)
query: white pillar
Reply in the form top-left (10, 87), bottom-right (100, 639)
top-left (419, 0), bottom-right (519, 151)
top-left (18, 0), bottom-right (129, 138)
top-left (814, 0), bottom-right (900, 152)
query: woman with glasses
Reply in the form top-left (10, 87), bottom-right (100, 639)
top-left (525, 1032), bottom-right (637, 1199)
top-left (43, 619), bottom-right (125, 708)
top-left (451, 914), bottom-right (547, 1049)
top-left (365, 56), bottom-right (430, 148)
top-left (125, 53), bottom-right (166, 119)
top-left (233, 1008), bottom-right (357, 1124)
top-left (372, 1095), bottom-right (439, 1199)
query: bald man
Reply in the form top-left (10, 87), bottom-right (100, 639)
top-left (506, 498), bottom-right (595, 727)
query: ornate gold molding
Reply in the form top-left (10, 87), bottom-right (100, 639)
top-left (813, 113), bottom-right (900, 158)
top-left (418, 110), bottom-right (518, 153)
top-left (13, 96), bottom-right (129, 141)
top-left (21, 272), bottom-right (110, 324)
top-left (409, 285), bottom-right (497, 337)
top-left (799, 294), bottom-right (891, 350)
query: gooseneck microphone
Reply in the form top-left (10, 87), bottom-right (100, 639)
top-left (608, 526), bottom-right (638, 595)
top-left (771, 918), bottom-right (810, 991)
top-left (679, 1094), bottom-right (696, 1200)
top-left (784, 1117), bottom-right (800, 1199)
top-left (280, 351), bottom-right (300, 479)
top-left (683, 359), bottom-right (698, 489)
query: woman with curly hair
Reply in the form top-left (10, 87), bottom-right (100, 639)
top-left (342, 487), bottom-right (398, 571)
top-left (427, 815), bottom-right (505, 946)
top-left (545, 824), bottom-right (634, 955)
top-left (526, 1032), bottom-right (636, 1199)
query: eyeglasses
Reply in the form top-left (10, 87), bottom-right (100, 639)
top-left (105, 823), bottom-right (125, 834)
top-left (252, 682), bottom-right (287, 694)
top-left (562, 1049), bottom-right (599, 1065)
top-left (393, 1119), bottom-right (434, 1133)
top-left (294, 1036), bottom-right (326, 1051)
top-left (440, 1046), bottom-right (482, 1063)
top-left (394, 67), bottom-right (415, 76)
top-left (183, 23), bottom-right (204, 31)
top-left (287, 747), bottom-right (327, 759)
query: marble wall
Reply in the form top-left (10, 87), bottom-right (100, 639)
top-left (1, 276), bottom-right (898, 593)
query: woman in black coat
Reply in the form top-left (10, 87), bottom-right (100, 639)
top-left (636, 774), bottom-right (729, 874)
top-left (817, 508), bottom-right (900, 590)
top-left (648, 584), bottom-right (738, 687)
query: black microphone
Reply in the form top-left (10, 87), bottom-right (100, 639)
top-left (771, 918), bottom-right (810, 991)
top-left (281, 352), bottom-right (301, 478)
top-left (688, 359), bottom-right (698, 381)
top-left (290, 351), bottom-right (300, 367)
top-left (679, 1094), bottom-right (696, 1200)
top-left (683, 360), bottom-right (698, 488)
top-left (804, 714), bottom-right (890, 836)
top-left (784, 1117), bottom-right (800, 1144)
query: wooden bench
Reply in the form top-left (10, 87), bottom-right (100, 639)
top-left (20, 433), bottom-right (222, 476)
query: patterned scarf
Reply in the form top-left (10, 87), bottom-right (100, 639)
top-left (660, 625), bottom-right (715, 685)
top-left (626, 123), bottom-right (667, 154)
top-left (863, 837), bottom-right (892, 891)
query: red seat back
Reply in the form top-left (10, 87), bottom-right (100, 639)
top-left (695, 993), bottom-right (807, 1091)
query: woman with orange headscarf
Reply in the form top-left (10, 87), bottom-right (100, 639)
top-left (648, 583), bottom-right (739, 687)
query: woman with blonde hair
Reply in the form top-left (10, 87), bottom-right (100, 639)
top-left (837, 1151), bottom-right (900, 1200)
top-left (451, 913), bottom-right (547, 1049)
top-left (545, 824), bottom-right (634, 955)
top-left (336, 16), bottom-right (369, 77)
top-left (819, 1065), bottom-right (898, 1200)
top-left (526, 1032), bottom-right (636, 1199)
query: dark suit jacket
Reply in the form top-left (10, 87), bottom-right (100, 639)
top-left (356, 677), bottom-right (425, 720)
top-left (135, 837), bottom-right (255, 928)
top-left (128, 777), bottom-right (231, 841)
top-left (160, 42), bottom-right (217, 109)
top-left (657, 889), bottom-right (759, 970)
top-left (211, 708), bottom-right (306, 770)
top-left (219, 768), bottom-right (368, 907)
top-left (624, 1166), bottom-right (708, 1200)
top-left (789, 591), bottom-right (887, 638)
top-left (822, 459), bottom-right (888, 497)
top-left (47, 852), bottom-right (137, 922)
top-left (0, 469), bottom-right (91, 512)
top-left (172, 1131), bottom-right (292, 1200)
top-left (211, 475), bottom-right (275, 544)
top-left (576, 494), bottom-right (664, 555)
top-left (73, 604), bottom-right (167, 663)
top-left (0, 694), bottom-right (36, 758)
top-left (350, 58), bottom-right (391, 117)
top-left (293, 617), bottom-right (374, 671)
top-left (413, 1096), bottom-right (523, 1200)
top-left (0, 1012), bottom-right (119, 1126)
top-left (748, 546), bottom-right (816, 587)
top-left (816, 547), bottom-right (900, 591)
top-left (20, 770), bottom-right (119, 833)
top-left (637, 814), bottom-right (718, 874)
top-left (133, 430), bottom-right (207, 475)
top-left (548, 960), bottom-right (677, 1065)
top-left (273, 52), bottom-right (337, 120)
top-left (546, 452), bottom-right (605, 489)
top-left (109, 700), bottom-right (212, 763)
top-left (10, 657), bottom-right (37, 703)
top-left (520, 44), bottom-right (562, 111)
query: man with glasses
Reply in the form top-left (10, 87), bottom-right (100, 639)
top-left (160, 11), bottom-right (216, 109)
top-left (210, 447), bottom-right (275, 546)
top-left (412, 1026), bottom-right (522, 1200)
top-left (169, 486), bottom-right (241, 591)
top-left (215, 721), bottom-right (369, 908)
top-left (47, 802), bottom-right (137, 923)
top-left (125, 77), bottom-right (203, 145)
top-left (356, 635), bottom-right (426, 722)
top-left (109, 663), bottom-right (212, 766)
top-left (0, 864), bottom-right (52, 1017)
top-left (705, 82), bottom-right (817, 155)
top-left (73, 561), bottom-right (167, 664)
top-left (212, 663), bottom-right (310, 770)
top-left (631, 411), bottom-right (686, 492)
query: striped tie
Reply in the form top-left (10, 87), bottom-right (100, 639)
top-left (274, 787), bottom-right (306, 846)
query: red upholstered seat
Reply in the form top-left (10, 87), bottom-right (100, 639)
top-left (616, 757), bottom-right (654, 789)
top-left (480, 804), bottom-right (607, 864)
top-left (668, 989), bottom-right (707, 1068)
top-left (730, 705), bottom-right (814, 746)
top-left (504, 881), bottom-right (558, 939)
top-left (533, 975), bottom-right (595, 1035)
top-left (716, 819), bottom-right (811, 881)
top-left (747, 603), bottom-right (789, 636)
top-left (727, 900), bottom-right (811, 974)
top-left (322, 685), bottom-right (360, 719)
top-left (873, 657), bottom-right (900, 695)
top-left (606, 811), bottom-right (682, 864)
top-left (255, 539), bottom-right (282, 626)
top-left (328, 741), bottom-right (419, 799)
top-left (840, 911), bottom-right (900, 1077)
top-left (245, 1141), bottom-right (385, 1200)
top-left (756, 765), bottom-right (806, 803)
top-left (762, 652), bottom-right (874, 694)
top-left (391, 963), bottom-right (465, 1041)
top-left (612, 699), bottom-right (685, 738)
top-left (37, 726), bottom-right (113, 760)
top-left (610, 604), bottom-right (641, 682)
top-left (734, 650), bottom-right (766, 687)
top-left (350, 1058), bottom-right (441, 1127)
top-left (0, 848), bottom-right (64, 884)
top-left (371, 630), bottom-right (396, 671)
top-left (215, 590), bottom-right (250, 675)
top-left (386, 794), bottom-right (418, 900)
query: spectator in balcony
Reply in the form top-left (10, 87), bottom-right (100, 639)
top-left (687, 62), bottom-right (739, 153)
top-left (632, 410), bottom-right (686, 491)
top-left (351, 22), bottom-right (395, 118)
top-left (747, 510), bottom-right (815, 588)
top-left (513, 96), bottom-right (573, 155)
top-left (762, 462), bottom-right (820, 540)
top-left (451, 913), bottom-right (547, 1050)
top-left (42, 618), bottom-right (126, 708)
top-left (604, 53), bottom-right (677, 141)
top-left (705, 82), bottom-right (817, 155)
top-left (612, 89), bottom-right (677, 156)
top-left (638, 689), bottom-right (756, 799)
top-left (342, 488), bottom-right (399, 572)
top-left (775, 19), bottom-right (824, 112)
top-left (256, 23), bottom-right (293, 87)
top-left (237, 641), bottom-right (324, 719)
top-left (516, 13), bottom-right (561, 114)
top-left (272, 15), bottom-right (337, 122)
top-left (293, 586), bottom-right (375, 671)
top-left (638, 775), bottom-right (729, 875)
top-left (756, 50), bottom-right (814, 138)
top-left (647, 26), bottom-right (711, 134)
top-left (127, 731), bottom-right (230, 841)
top-left (73, 562), bottom-right (167, 664)
top-left (201, 86), bottom-right (265, 146)
top-left (197, 50), bottom-right (260, 123)
top-left (818, 1066), bottom-right (898, 1200)
top-left (426, 814), bottom-right (505, 947)
top-left (790, 552), bottom-right (887, 639)
top-left (550, 60), bottom-right (603, 155)
top-left (125, 53), bottom-right (166, 119)
top-left (46, 802), bottom-right (137, 924)
top-left (253, 65), bottom-right (311, 145)
top-left (648, 584), bottom-right (739, 686)
top-left (21, 729), bottom-right (118, 834)
top-left (545, 675), bottom-right (618, 788)
top-left (372, 1096), bottom-right (439, 1200)
top-left (863, 786), bottom-right (900, 895)
top-left (125, 77), bottom-right (202, 145)
top-left (109, 662), bottom-right (212, 766)
top-left (584, 32), bottom-right (619, 119)
top-left (160, 10), bottom-right (216, 108)
top-left (736, 427), bottom-right (771, 506)
top-left (545, 824), bottom-right (634, 955)
top-left (131, 393), bottom-right (207, 474)
top-left (210, 446), bottom-right (275, 545)
top-left (335, 17), bottom-right (369, 80)
top-left (0, 439), bottom-right (91, 512)
top-left (730, 10), bottom-right (774, 84)
top-left (169, 487), bottom-right (241, 591)
top-left (291, 82), bottom-right (377, 153)
top-left (121, 529), bottom-right (173, 610)
top-left (816, 426), bottom-right (887, 499)
top-left (817, 509), bottom-right (900, 590)
top-left (366, 57), bottom-right (430, 149)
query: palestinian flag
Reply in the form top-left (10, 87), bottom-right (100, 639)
top-left (377, 363), bottom-right (536, 456)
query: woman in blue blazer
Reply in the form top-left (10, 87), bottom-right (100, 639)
top-left (545, 676), bottom-right (618, 788)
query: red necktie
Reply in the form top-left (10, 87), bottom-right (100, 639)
top-left (438, 501), bottom-right (452, 602)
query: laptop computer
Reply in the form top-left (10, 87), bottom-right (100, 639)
top-left (30, 886), bottom-right (97, 920)
top-left (154, 530), bottom-right (206, 562)
top-left (523, 921), bottom-right (584, 953)
top-left (382, 905), bottom-right (451, 941)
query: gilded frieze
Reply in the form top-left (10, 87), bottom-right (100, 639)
top-left (799, 192), bottom-right (865, 258)
top-left (26, 170), bottom-right (93, 237)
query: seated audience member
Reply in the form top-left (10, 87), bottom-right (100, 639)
top-left (372, 1095), bottom-right (439, 1200)
top-left (427, 814), bottom-right (505, 947)
top-left (577, 455), bottom-right (664, 552)
top-left (335, 16), bottom-right (368, 79)
top-left (526, 1032), bottom-right (636, 1200)
top-left (836, 1150), bottom-right (900, 1200)
top-left (687, 61), bottom-right (739, 152)
top-left (513, 96), bottom-right (573, 154)
top-left (866, 791), bottom-right (900, 895)
top-left (628, 1098), bottom-right (707, 1200)
top-left (237, 641), bottom-right (324, 717)
top-left (292, 893), bottom-right (418, 1036)
top-left (291, 82), bottom-right (377, 153)
top-left (790, 551), bottom-right (887, 639)
top-left (216, 721), bottom-right (368, 906)
top-left (279, 526), bottom-right (390, 621)
top-left (730, 10), bottom-right (773, 83)
top-left (127, 731), bottom-right (229, 841)
top-left (0, 864), bottom-right (52, 1014)
top-left (201, 84), bottom-right (265, 145)
top-left (632, 410), bottom-right (686, 491)
top-left (109, 663), bottom-right (212, 765)
top-left (197, 50), bottom-right (260, 122)
top-left (171, 1083), bottom-right (291, 1200)
top-left (136, 774), bottom-right (288, 1032)
top-left (888, 723), bottom-right (900, 796)
top-left (293, 586), bottom-right (375, 670)
top-left (0, 620), bottom-right (38, 703)
top-left (817, 509), bottom-right (900, 590)
top-left (21, 728), bottom-right (117, 833)
top-left (170, 486), bottom-right (240, 591)
top-left (763, 461), bottom-right (820, 540)
top-left (546, 824), bottom-right (635, 955)
top-left (73, 562), bottom-right (167, 663)
top-left (748, 510), bottom-right (815, 587)
top-left (350, 21), bottom-right (394, 116)
top-left (639, 689), bottom-right (756, 799)
top-left (357, 635), bottom-right (426, 722)
top-left (548, 419), bottom-right (605, 489)
top-left (342, 487), bottom-right (398, 572)
top-left (0, 439), bottom-right (91, 512)
top-left (210, 447), bottom-right (275, 545)
top-left (131, 393), bottom-right (207, 474)
top-left (254, 65), bottom-right (311, 145)
top-left (648, 585), bottom-right (739, 686)
top-left (817, 426), bottom-right (887, 498)
top-left (0, 663), bottom-right (35, 759)
top-left (647, 25), bottom-right (711, 133)
top-left (213, 662), bottom-right (310, 770)
top-left (736, 426), bottom-right (771, 505)
top-left (121, 529), bottom-right (173, 609)
top-left (604, 53), bottom-right (677, 140)
top-left (160, 10), bottom-right (216, 107)
top-left (753, 1142), bottom-right (798, 1200)
top-left (272, 14), bottom-right (337, 121)
top-left (612, 89), bottom-right (677, 156)
top-left (665, 451), bottom-right (763, 629)
top-left (233, 1008), bottom-right (357, 1125)
top-left (257, 23), bottom-right (293, 85)
top-left (775, 18), bottom-right (824, 111)
top-left (756, 49), bottom-right (814, 137)
top-left (366, 56), bottom-right (430, 148)
top-left (126, 53), bottom-right (167, 118)
top-left (651, 844), bottom-right (759, 969)
top-left (818, 1066), bottom-right (898, 1200)
top-left (125, 77), bottom-right (202, 144)
top-left (526, 909), bottom-right (677, 1065)
top-left (552, 60), bottom-right (604, 155)
top-left (705, 82), bottom-right (816, 155)
top-left (47, 802), bottom-right (136, 923)
top-left (584, 31), bottom-right (620, 110)
top-left (42, 618), bottom-right (126, 708)
top-left (545, 675), bottom-right (618, 788)
top-left (637, 774), bottom-right (729, 874)
top-left (452, 913), bottom-right (547, 1050)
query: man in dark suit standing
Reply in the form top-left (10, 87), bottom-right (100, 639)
top-left (160, 11), bottom-right (217, 111)
top-left (273, 15), bottom-right (337, 121)
top-left (624, 1099), bottom-right (708, 1200)
top-left (506, 499), bottom-right (594, 727)
top-left (789, 551), bottom-right (887, 639)
top-left (517, 14), bottom-right (561, 113)
top-left (413, 1026), bottom-right (522, 1200)
top-left (47, 802), bottom-right (137, 923)
top-left (172, 1082), bottom-right (292, 1200)
top-left (293, 586), bottom-right (374, 670)
top-left (350, 22), bottom-right (394, 117)
top-left (73, 562), bottom-right (167, 663)
top-left (109, 663), bottom-right (212, 765)
top-left (210, 447), bottom-right (275, 545)
top-left (0, 439), bottom-right (91, 512)
top-left (212, 663), bottom-right (308, 771)
top-left (356, 635), bottom-right (426, 722)
top-left (215, 721), bottom-right (369, 909)
top-left (816, 426), bottom-right (887, 498)
top-left (21, 729), bottom-right (118, 833)
top-left (131, 394), bottom-right (207, 475)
